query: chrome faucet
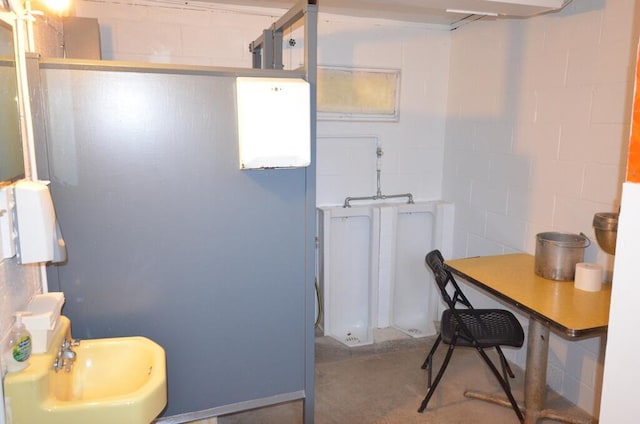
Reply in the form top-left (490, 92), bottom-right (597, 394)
top-left (53, 337), bottom-right (80, 372)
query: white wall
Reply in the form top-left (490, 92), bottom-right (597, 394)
top-left (443, 0), bottom-right (639, 415)
top-left (0, 260), bottom-right (40, 423)
top-left (0, 261), bottom-right (41, 367)
top-left (75, 0), bottom-right (280, 66)
top-left (315, 18), bottom-right (450, 206)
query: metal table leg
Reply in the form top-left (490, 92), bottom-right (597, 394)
top-left (524, 318), bottom-right (592, 424)
top-left (524, 318), bottom-right (548, 423)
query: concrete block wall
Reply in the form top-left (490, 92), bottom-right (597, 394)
top-left (0, 260), bottom-right (41, 365)
top-left (315, 17), bottom-right (450, 206)
top-left (443, 0), bottom-right (639, 415)
top-left (0, 259), bottom-right (40, 421)
top-left (75, 0), bottom-right (282, 66)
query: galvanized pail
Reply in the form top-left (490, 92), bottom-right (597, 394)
top-left (534, 232), bottom-right (590, 281)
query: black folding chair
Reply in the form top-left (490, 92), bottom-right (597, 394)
top-left (418, 249), bottom-right (525, 423)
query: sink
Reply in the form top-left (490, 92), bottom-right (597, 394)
top-left (3, 316), bottom-right (167, 424)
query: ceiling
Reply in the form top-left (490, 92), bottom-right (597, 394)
top-left (202, 0), bottom-right (473, 26)
top-left (201, 0), bottom-right (572, 26)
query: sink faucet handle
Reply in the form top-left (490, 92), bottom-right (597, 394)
top-left (62, 338), bottom-right (81, 349)
top-left (53, 343), bottom-right (78, 372)
top-left (61, 349), bottom-right (76, 360)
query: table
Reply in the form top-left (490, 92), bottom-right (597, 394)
top-left (445, 254), bottom-right (611, 424)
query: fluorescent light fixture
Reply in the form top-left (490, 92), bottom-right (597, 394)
top-left (446, 8), bottom-right (499, 16)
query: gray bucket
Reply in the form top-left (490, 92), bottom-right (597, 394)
top-left (534, 232), bottom-right (590, 281)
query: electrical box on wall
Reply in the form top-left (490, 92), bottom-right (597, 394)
top-left (236, 77), bottom-right (311, 170)
top-left (62, 17), bottom-right (102, 60)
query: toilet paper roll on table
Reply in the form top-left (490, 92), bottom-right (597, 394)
top-left (574, 263), bottom-right (603, 292)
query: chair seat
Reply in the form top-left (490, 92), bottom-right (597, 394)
top-left (441, 309), bottom-right (524, 348)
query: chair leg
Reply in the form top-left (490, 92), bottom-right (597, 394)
top-left (495, 346), bottom-right (515, 379)
top-left (476, 348), bottom-right (524, 423)
top-left (418, 341), bottom-right (455, 413)
top-left (421, 334), bottom-right (441, 369)
top-left (497, 348), bottom-right (511, 390)
top-left (421, 334), bottom-right (442, 388)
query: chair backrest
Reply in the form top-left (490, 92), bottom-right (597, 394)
top-left (425, 249), bottom-right (473, 310)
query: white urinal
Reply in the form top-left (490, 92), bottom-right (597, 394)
top-left (318, 206), bottom-right (378, 346)
top-left (386, 201), bottom-right (454, 338)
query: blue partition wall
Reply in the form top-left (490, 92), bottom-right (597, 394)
top-left (37, 66), bottom-right (313, 417)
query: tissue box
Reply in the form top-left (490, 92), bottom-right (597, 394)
top-left (21, 292), bottom-right (65, 353)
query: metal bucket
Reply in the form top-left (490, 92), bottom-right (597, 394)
top-left (534, 232), bottom-right (590, 281)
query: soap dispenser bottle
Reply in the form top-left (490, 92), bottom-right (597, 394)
top-left (4, 313), bottom-right (32, 373)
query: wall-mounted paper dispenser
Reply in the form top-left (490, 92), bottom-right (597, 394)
top-left (14, 180), bottom-right (67, 264)
top-left (236, 77), bottom-right (311, 170)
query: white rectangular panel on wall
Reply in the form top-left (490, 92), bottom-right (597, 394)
top-left (236, 77), bottom-right (310, 169)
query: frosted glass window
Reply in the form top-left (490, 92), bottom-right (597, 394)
top-left (317, 67), bottom-right (400, 121)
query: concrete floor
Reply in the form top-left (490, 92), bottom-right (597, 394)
top-left (212, 329), bottom-right (593, 424)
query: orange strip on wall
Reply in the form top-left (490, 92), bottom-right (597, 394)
top-left (627, 44), bottom-right (640, 183)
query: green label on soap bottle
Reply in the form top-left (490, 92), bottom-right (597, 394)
top-left (12, 336), bottom-right (32, 362)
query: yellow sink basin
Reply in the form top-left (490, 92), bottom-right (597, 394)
top-left (3, 316), bottom-right (166, 424)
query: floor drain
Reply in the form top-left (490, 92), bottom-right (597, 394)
top-left (345, 335), bottom-right (361, 344)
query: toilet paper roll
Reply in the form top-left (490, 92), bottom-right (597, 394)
top-left (574, 263), bottom-right (603, 292)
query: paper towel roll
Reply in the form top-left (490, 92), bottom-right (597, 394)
top-left (574, 263), bottom-right (603, 292)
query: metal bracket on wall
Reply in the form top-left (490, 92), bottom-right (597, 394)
top-left (249, 0), bottom-right (315, 70)
top-left (249, 28), bottom-right (281, 69)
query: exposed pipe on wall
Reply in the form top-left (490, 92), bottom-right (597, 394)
top-left (343, 142), bottom-right (414, 208)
